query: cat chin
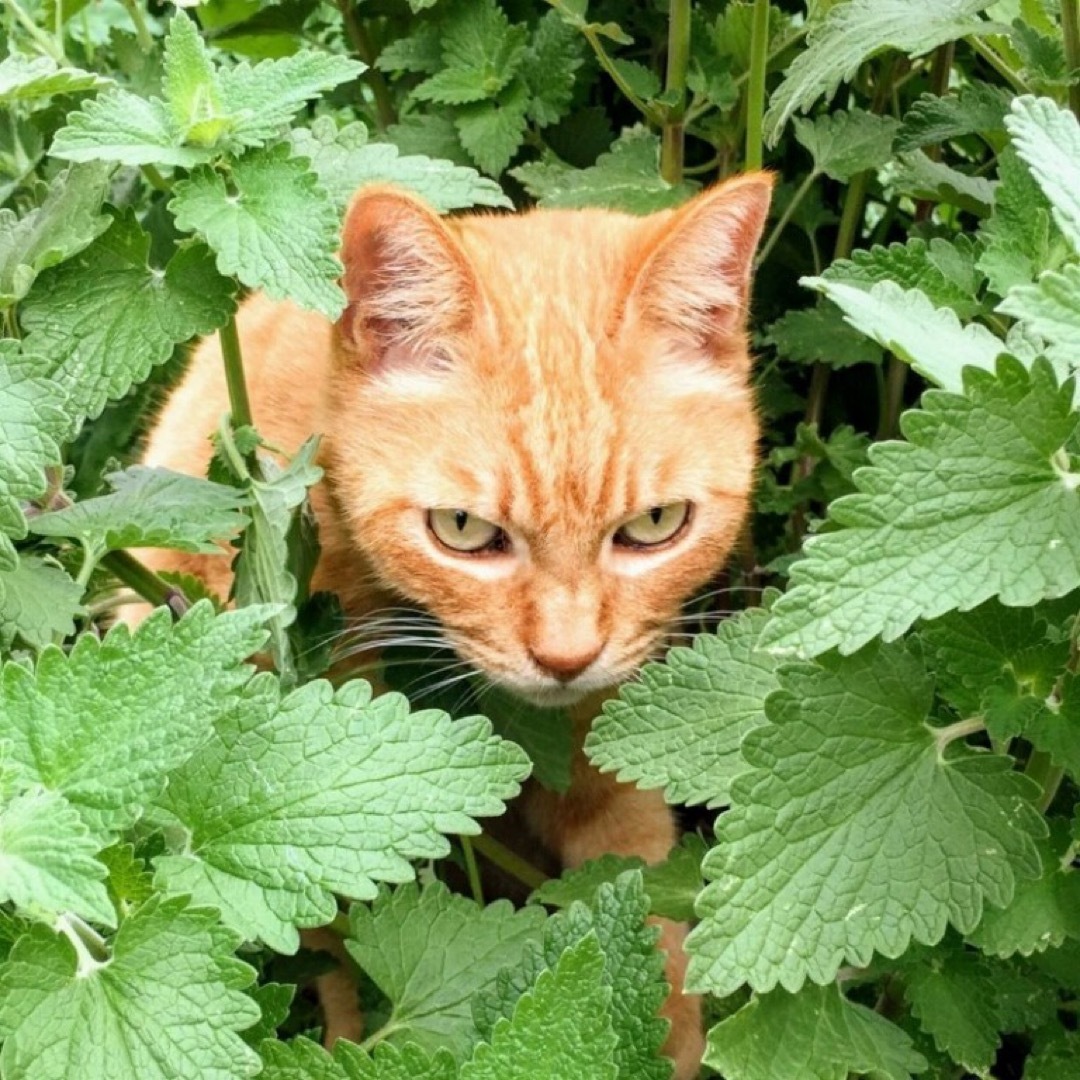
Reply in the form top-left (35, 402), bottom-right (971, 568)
top-left (493, 674), bottom-right (620, 710)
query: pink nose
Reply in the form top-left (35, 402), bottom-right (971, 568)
top-left (529, 643), bottom-right (603, 682)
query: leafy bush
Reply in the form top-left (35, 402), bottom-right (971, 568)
top-left (1, 1), bottom-right (1079, 1078)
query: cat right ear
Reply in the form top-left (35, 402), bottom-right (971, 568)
top-left (337, 187), bottom-right (479, 370)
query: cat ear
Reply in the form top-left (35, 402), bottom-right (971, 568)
top-left (337, 187), bottom-right (480, 368)
top-left (624, 172), bottom-right (773, 353)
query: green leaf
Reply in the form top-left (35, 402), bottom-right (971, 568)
top-left (765, 302), bottom-right (885, 368)
top-left (0, 54), bottom-right (112, 105)
top-left (521, 11), bottom-right (585, 127)
top-left (30, 466), bottom-right (249, 562)
top-left (0, 602), bottom-right (267, 836)
top-left (171, 144), bottom-right (344, 316)
top-left (0, 557), bottom-right (83, 650)
top-left (455, 79), bottom-right (530, 175)
top-left (511, 127), bottom-right (697, 213)
top-left (585, 609), bottom-right (781, 806)
top-left (260, 1037), bottom-right (458, 1080)
top-left (1006, 95), bottom-right (1080, 251)
top-left (793, 108), bottom-right (901, 182)
top-left (1025, 672), bottom-right (1080, 783)
top-left (0, 161), bottom-right (111, 309)
top-left (895, 82), bottom-right (1011, 152)
top-left (376, 23), bottom-right (443, 75)
top-left (889, 150), bottom-right (996, 214)
top-left (0, 786), bottom-right (113, 926)
top-left (288, 118), bottom-right (511, 213)
top-left (998, 263), bottom-right (1080, 386)
top-left (764, 0), bottom-right (995, 145)
top-left (705, 983), bottom-right (927, 1080)
top-left (462, 934), bottom-right (618, 1080)
top-left (345, 882), bottom-right (545, 1058)
top-left (821, 235), bottom-right (985, 318)
top-left (98, 842), bottom-right (155, 915)
top-left (481, 689), bottom-right (573, 793)
top-left (686, 642), bottom-right (1045, 997)
top-left (0, 896), bottom-right (261, 1080)
top-left (760, 358), bottom-right (1080, 657)
top-left (0, 341), bottom-right (69, 571)
top-left (163, 8), bottom-right (228, 146)
top-left (20, 214), bottom-right (236, 424)
top-left (241, 982), bottom-right (294, 1048)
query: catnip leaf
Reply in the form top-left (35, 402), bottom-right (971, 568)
top-left (0, 602), bottom-right (267, 837)
top-left (586, 608), bottom-right (780, 806)
top-left (288, 118), bottom-right (511, 213)
top-left (998, 263), bottom-right (1080, 385)
top-left (260, 1037), bottom-right (458, 1080)
top-left (240, 982), bottom-right (294, 1048)
top-left (0, 557), bottom-right (84, 650)
top-left (170, 145), bottom-right (344, 317)
top-left (521, 11), bottom-right (585, 127)
top-left (0, 341), bottom-right (70, 572)
top-left (0, 896), bottom-right (261, 1080)
top-left (889, 150), bottom-right (996, 214)
top-left (764, 0), bottom-right (995, 144)
top-left (793, 108), bottom-right (900, 182)
top-left (686, 642), bottom-right (1045, 998)
top-left (345, 881), bottom-right (545, 1058)
top-left (0, 786), bottom-right (113, 926)
top-left (98, 842), bottom-right (155, 915)
top-left (760, 358), bottom-right (1080, 657)
top-left (20, 214), bottom-right (236, 425)
top-left (1025, 672), bottom-right (1080, 783)
top-left (162, 7), bottom-right (228, 146)
top-left (30, 466), bottom-right (250, 563)
top-left (0, 161), bottom-right (111, 309)
top-left (475, 872), bottom-right (669, 1080)
top-left (0, 54), bottom-right (112, 105)
top-left (455, 79), bottom-right (530, 176)
top-left (461, 934), bottom-right (618, 1080)
top-left (895, 82), bottom-right (1011, 152)
top-left (765, 302), bottom-right (885, 368)
top-left (155, 682), bottom-right (532, 954)
top-left (705, 983), bottom-right (927, 1080)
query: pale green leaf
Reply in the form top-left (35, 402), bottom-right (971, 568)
top-left (585, 608), bottom-right (780, 806)
top-left (889, 150), bottom-right (996, 213)
top-left (0, 896), bottom-right (261, 1080)
top-left (0, 602), bottom-right (267, 836)
top-left (162, 9), bottom-right (227, 146)
top-left (455, 79), bottom-right (530, 176)
top-left (0, 54), bottom-right (112, 105)
top-left (155, 683), bottom-right (531, 954)
top-left (345, 882), bottom-right (545, 1058)
top-left (705, 983), bottom-right (927, 1080)
top-left (760, 358), bottom-right (1080, 657)
top-left (793, 108), bottom-right (901, 182)
top-left (895, 82), bottom-right (1011, 152)
top-left (260, 1037), bottom-right (457, 1080)
top-left (0, 557), bottom-right (83, 651)
top-left (998, 263), bottom-right (1080, 386)
top-left (170, 144), bottom-right (343, 316)
top-left (764, 0), bottom-right (994, 144)
top-left (686, 642), bottom-right (1045, 997)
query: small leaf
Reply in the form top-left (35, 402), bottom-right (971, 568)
top-left (793, 108), bottom-right (901, 181)
top-left (455, 79), bottom-right (530, 176)
top-left (998, 263), bottom-right (1080, 387)
top-left (889, 150), bottom-right (996, 214)
top-left (895, 82), bottom-right (1010, 152)
top-left (0, 557), bottom-right (84, 650)
top-left (0, 54), bottom-right (112, 105)
top-left (765, 302), bottom-right (885, 368)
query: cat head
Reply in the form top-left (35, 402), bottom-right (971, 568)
top-left (325, 176), bottom-right (772, 706)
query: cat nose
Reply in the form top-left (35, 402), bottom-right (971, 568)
top-left (529, 642), bottom-right (604, 682)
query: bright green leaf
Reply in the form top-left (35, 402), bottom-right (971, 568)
top-left (0, 557), bottom-right (83, 651)
top-left (260, 1037), bottom-right (458, 1080)
top-left (793, 108), bottom-right (900, 182)
top-left (0, 54), bottom-right (112, 105)
top-left (998, 263), bottom-right (1080, 385)
top-left (455, 79), bottom-right (530, 176)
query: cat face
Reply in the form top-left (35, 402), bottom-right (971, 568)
top-left (324, 177), bottom-right (772, 705)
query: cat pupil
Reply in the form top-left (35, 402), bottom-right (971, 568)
top-left (455, 511), bottom-right (468, 532)
top-left (650, 507), bottom-right (663, 525)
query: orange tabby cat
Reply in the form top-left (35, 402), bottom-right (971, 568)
top-left (136, 173), bottom-right (772, 1078)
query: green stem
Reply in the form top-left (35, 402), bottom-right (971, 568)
top-left (219, 313), bottom-right (254, 431)
top-left (460, 836), bottom-right (485, 906)
top-left (119, 0), bottom-right (154, 53)
top-left (471, 833), bottom-right (547, 892)
top-left (55, 913), bottom-right (109, 975)
top-left (7, 0), bottom-right (66, 62)
top-left (102, 550), bottom-right (190, 616)
top-left (140, 164), bottom-right (169, 193)
top-left (967, 36), bottom-right (1029, 94)
top-left (876, 351), bottom-right (908, 440)
top-left (756, 169), bottom-right (818, 267)
top-left (931, 716), bottom-right (986, 754)
top-left (337, 0), bottom-right (397, 132)
top-left (834, 169), bottom-right (871, 263)
top-left (1062, 0), bottom-right (1080, 119)
top-left (744, 0), bottom-right (771, 170)
top-left (660, 0), bottom-right (691, 184)
top-left (581, 26), bottom-right (658, 122)
top-left (75, 543), bottom-right (101, 591)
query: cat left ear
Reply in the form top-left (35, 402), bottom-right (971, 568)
top-left (624, 172), bottom-right (773, 353)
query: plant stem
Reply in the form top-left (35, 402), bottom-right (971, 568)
top-left (102, 550), bottom-right (190, 617)
top-left (471, 833), bottom-right (547, 892)
top-left (966, 36), bottom-right (1029, 94)
top-left (219, 313), bottom-right (254, 431)
top-left (7, 0), bottom-right (66, 62)
top-left (1063, 0), bottom-right (1080, 119)
top-left (460, 836), bottom-right (485, 906)
top-left (744, 0), bottom-right (771, 170)
top-left (1025, 751), bottom-right (1064, 813)
top-left (756, 169), bottom-right (818, 267)
top-left (55, 912), bottom-right (109, 975)
top-left (932, 715), bottom-right (986, 754)
top-left (337, 0), bottom-right (397, 132)
top-left (119, 0), bottom-right (154, 53)
top-left (581, 26), bottom-right (658, 122)
top-left (876, 352), bottom-right (909, 440)
top-left (833, 169), bottom-right (871, 263)
top-left (660, 0), bottom-right (691, 184)
top-left (140, 164), bottom-right (169, 192)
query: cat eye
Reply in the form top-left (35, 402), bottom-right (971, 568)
top-left (613, 502), bottom-right (691, 549)
top-left (427, 509), bottom-right (508, 554)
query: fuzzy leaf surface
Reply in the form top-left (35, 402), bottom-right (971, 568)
top-left (260, 1037), bottom-right (457, 1080)
top-left (586, 609), bottom-right (780, 806)
top-left (895, 82), bottom-right (1010, 152)
top-left (686, 642), bottom-right (1045, 997)
top-left (0, 558), bottom-right (83, 650)
top-left (998, 263), bottom-right (1080, 386)
top-left (0, 54), bottom-right (112, 104)
top-left (760, 358), bottom-right (1080, 657)
top-left (794, 108), bottom-right (900, 181)
top-left (765, 302), bottom-right (886, 368)
top-left (156, 685), bottom-right (531, 953)
top-left (454, 80), bottom-right (530, 176)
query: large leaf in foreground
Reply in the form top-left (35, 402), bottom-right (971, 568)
top-left (0, 896), bottom-right (260, 1080)
top-left (761, 358), bottom-right (1080, 657)
top-left (260, 1037), bottom-right (456, 1080)
top-left (686, 642), bottom-right (1044, 997)
top-left (155, 685), bottom-right (532, 954)
top-left (0, 603), bottom-right (266, 837)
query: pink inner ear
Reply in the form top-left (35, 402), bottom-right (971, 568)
top-left (365, 339), bottom-right (453, 379)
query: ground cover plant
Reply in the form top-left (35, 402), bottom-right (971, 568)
top-left (1, 0), bottom-right (1078, 1077)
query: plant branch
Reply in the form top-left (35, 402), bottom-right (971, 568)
top-left (7, 0), bottom-right (66, 62)
top-left (337, 0), bottom-right (397, 132)
top-left (966, 36), bottom-right (1029, 94)
top-left (471, 832), bottom-right (547, 892)
top-left (581, 26), bottom-right (659, 123)
top-left (102, 550), bottom-right (191, 617)
top-left (659, 0), bottom-right (691, 184)
top-left (119, 0), bottom-right (154, 53)
top-left (931, 716), bottom-right (986, 754)
top-left (55, 912), bottom-right (109, 975)
top-left (756, 169), bottom-right (818, 267)
top-left (460, 836), bottom-right (485, 906)
top-left (744, 0), bottom-right (771, 171)
top-left (1063, 0), bottom-right (1080, 120)
top-left (219, 312), bottom-right (254, 431)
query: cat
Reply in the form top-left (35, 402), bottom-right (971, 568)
top-left (135, 172), bottom-right (772, 1078)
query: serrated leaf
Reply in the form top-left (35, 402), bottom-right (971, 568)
top-left (0, 54), bottom-right (112, 105)
top-left (0, 786), bottom-right (113, 926)
top-left (765, 302), bottom-right (885, 368)
top-left (760, 358), bottom-right (1080, 657)
top-left (686, 641), bottom-right (1045, 997)
top-left (0, 161), bottom-right (111, 309)
top-left (0, 341), bottom-right (69, 571)
top-left (521, 11), bottom-right (584, 127)
top-left (793, 108), bottom-right (901, 182)
top-left (455, 78), bottom-right (530, 176)
top-left (288, 118), bottom-right (511, 213)
top-left (260, 1036), bottom-right (458, 1080)
top-left (462, 934), bottom-right (617, 1080)
top-left (511, 127), bottom-right (696, 213)
top-left (21, 214), bottom-right (236, 424)
top-left (30, 466), bottom-right (249, 563)
top-left (1025, 672), bottom-right (1080, 782)
top-left (0, 557), bottom-right (83, 650)
top-left (889, 150), bottom-right (996, 213)
top-left (764, 0), bottom-right (994, 145)
top-left (241, 982), bottom-right (294, 1047)
top-left (170, 145), bottom-right (344, 316)
top-left (481, 689), bottom-right (572, 793)
top-left (895, 82), bottom-right (1010, 153)
top-left (0, 896), bottom-right (261, 1080)
top-left (98, 842), bottom-right (155, 915)
top-left (163, 8), bottom-right (228, 146)
top-left (0, 602), bottom-right (267, 836)
top-left (705, 983), bottom-right (927, 1080)
top-left (998, 263), bottom-right (1080, 385)
top-left (1006, 95), bottom-right (1080, 251)
top-left (376, 23), bottom-right (443, 74)
top-left (344, 882), bottom-right (545, 1058)
top-left (586, 609), bottom-right (780, 806)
